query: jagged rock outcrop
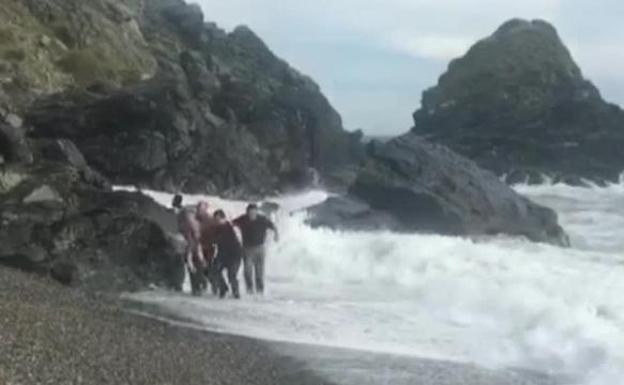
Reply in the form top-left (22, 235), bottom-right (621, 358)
top-left (0, 110), bottom-right (184, 291)
top-left (308, 134), bottom-right (569, 246)
top-left (411, 19), bottom-right (624, 185)
top-left (0, 162), bottom-right (184, 291)
top-left (8, 0), bottom-right (363, 196)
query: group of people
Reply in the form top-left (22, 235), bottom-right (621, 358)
top-left (172, 194), bottom-right (279, 298)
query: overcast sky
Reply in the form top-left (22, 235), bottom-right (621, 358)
top-left (196, 0), bottom-right (624, 136)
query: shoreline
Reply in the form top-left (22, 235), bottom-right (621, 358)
top-left (0, 267), bottom-right (332, 385)
top-left (123, 294), bottom-right (559, 385)
top-left (0, 267), bottom-right (561, 385)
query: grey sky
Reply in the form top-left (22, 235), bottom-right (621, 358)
top-left (196, 0), bottom-right (624, 135)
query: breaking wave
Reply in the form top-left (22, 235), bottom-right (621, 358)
top-left (122, 181), bottom-right (624, 385)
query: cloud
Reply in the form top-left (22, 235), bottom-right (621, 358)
top-left (389, 35), bottom-right (475, 61)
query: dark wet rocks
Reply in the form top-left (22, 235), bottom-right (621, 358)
top-left (308, 134), bottom-right (569, 246)
top-left (0, 138), bottom-right (184, 291)
top-left (21, 0), bottom-right (364, 196)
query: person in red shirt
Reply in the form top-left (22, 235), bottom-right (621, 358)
top-left (233, 204), bottom-right (279, 295)
top-left (196, 200), bottom-right (221, 295)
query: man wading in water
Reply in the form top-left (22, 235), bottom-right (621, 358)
top-left (233, 204), bottom-right (279, 295)
top-left (196, 200), bottom-right (220, 295)
top-left (172, 194), bottom-right (206, 296)
top-left (212, 210), bottom-right (243, 299)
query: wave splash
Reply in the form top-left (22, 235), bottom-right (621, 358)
top-left (125, 182), bottom-right (624, 385)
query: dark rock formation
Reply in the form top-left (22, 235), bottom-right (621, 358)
top-left (18, 0), bottom-right (363, 196)
top-left (307, 196), bottom-right (402, 231)
top-left (0, 163), bottom-right (184, 291)
top-left (0, 112), bottom-right (184, 291)
top-left (308, 134), bottom-right (569, 246)
top-left (411, 19), bottom-right (624, 184)
top-left (0, 113), bottom-right (32, 164)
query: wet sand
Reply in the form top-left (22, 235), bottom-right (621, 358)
top-left (1, 266), bottom-right (561, 385)
top-left (273, 342), bottom-right (560, 385)
top-left (124, 297), bottom-right (561, 385)
top-left (0, 268), bottom-right (331, 385)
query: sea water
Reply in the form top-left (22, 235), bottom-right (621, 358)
top-left (122, 182), bottom-right (624, 385)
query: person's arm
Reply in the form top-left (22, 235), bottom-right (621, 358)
top-left (189, 220), bottom-right (205, 268)
top-left (232, 215), bottom-right (244, 228)
top-left (264, 217), bottom-right (279, 242)
top-left (195, 240), bottom-right (205, 264)
top-left (185, 242), bottom-right (196, 273)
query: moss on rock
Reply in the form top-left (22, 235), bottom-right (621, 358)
top-left (0, 0), bottom-right (157, 113)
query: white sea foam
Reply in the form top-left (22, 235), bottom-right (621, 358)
top-left (121, 182), bottom-right (624, 385)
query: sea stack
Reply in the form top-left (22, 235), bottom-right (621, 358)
top-left (412, 19), bottom-right (624, 185)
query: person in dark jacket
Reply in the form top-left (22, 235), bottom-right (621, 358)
top-left (212, 210), bottom-right (244, 299)
top-left (233, 204), bottom-right (279, 295)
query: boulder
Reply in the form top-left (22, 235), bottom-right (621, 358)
top-left (32, 138), bottom-right (88, 168)
top-left (307, 196), bottom-right (402, 232)
top-left (411, 19), bottom-right (624, 184)
top-left (308, 134), bottom-right (569, 246)
top-left (26, 79), bottom-right (275, 196)
top-left (50, 261), bottom-right (79, 286)
top-left (161, 2), bottom-right (206, 45)
top-left (0, 116), bottom-right (33, 164)
top-left (0, 162), bottom-right (184, 291)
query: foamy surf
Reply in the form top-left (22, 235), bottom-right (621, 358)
top-left (119, 183), bottom-right (624, 385)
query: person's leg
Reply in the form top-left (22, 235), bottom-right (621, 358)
top-left (208, 261), bottom-right (220, 296)
top-left (254, 246), bottom-right (266, 294)
top-left (214, 258), bottom-right (229, 298)
top-left (202, 248), bottom-right (218, 295)
top-left (189, 267), bottom-right (203, 296)
top-left (171, 251), bottom-right (186, 292)
top-left (243, 249), bottom-right (254, 294)
top-left (227, 257), bottom-right (242, 299)
top-left (190, 253), bottom-right (206, 296)
top-left (200, 265), bottom-right (208, 293)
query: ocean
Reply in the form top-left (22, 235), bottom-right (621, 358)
top-left (121, 182), bottom-right (624, 385)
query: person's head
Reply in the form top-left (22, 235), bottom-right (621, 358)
top-left (172, 194), bottom-right (183, 210)
top-left (213, 209), bottom-right (227, 224)
top-left (196, 200), bottom-right (210, 220)
top-left (246, 203), bottom-right (259, 221)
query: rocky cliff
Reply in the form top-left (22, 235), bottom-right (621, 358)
top-left (411, 19), bottom-right (624, 185)
top-left (0, 0), bottom-right (364, 288)
top-left (1, 0), bottom-right (363, 196)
